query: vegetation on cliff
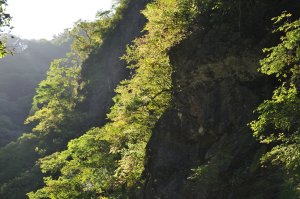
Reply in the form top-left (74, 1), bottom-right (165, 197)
top-left (0, 1), bottom-right (132, 197)
top-left (28, 0), bottom-right (197, 198)
top-left (0, 0), bottom-right (299, 198)
top-left (251, 13), bottom-right (300, 195)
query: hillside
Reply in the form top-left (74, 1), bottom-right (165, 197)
top-left (0, 0), bottom-right (149, 198)
top-left (0, 0), bottom-right (300, 198)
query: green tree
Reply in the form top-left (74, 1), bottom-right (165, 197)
top-left (250, 13), bottom-right (300, 195)
top-left (24, 57), bottom-right (83, 152)
top-left (69, 10), bottom-right (112, 60)
top-left (0, 37), bottom-right (71, 147)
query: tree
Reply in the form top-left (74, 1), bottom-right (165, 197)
top-left (0, 0), bottom-right (11, 57)
top-left (250, 12), bottom-right (300, 195)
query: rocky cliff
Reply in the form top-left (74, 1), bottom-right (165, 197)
top-left (2, 0), bottom-right (300, 198)
top-left (79, 0), bottom-right (151, 127)
top-left (142, 1), bottom-right (300, 198)
top-left (143, 37), bottom-right (277, 199)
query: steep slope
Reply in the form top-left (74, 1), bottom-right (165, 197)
top-left (79, 0), bottom-right (151, 127)
top-left (0, 1), bottom-right (150, 198)
top-left (143, 38), bottom-right (277, 199)
top-left (143, 0), bottom-right (300, 198)
top-left (2, 0), bottom-right (300, 198)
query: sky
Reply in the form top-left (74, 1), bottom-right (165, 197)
top-left (6, 0), bottom-right (113, 40)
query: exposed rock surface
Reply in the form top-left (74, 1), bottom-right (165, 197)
top-left (142, 1), bottom-right (300, 198)
top-left (143, 34), bottom-right (279, 198)
top-left (80, 0), bottom-right (151, 127)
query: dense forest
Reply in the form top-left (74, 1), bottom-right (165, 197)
top-left (0, 0), bottom-right (299, 198)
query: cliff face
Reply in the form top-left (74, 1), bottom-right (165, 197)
top-left (80, 0), bottom-right (151, 127)
top-left (143, 39), bottom-right (277, 199)
top-left (2, 0), bottom-right (300, 198)
top-left (142, 1), bottom-right (300, 198)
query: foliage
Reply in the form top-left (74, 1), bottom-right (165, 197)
top-left (2, 0), bottom-right (299, 198)
top-left (250, 13), bottom-right (300, 193)
top-left (62, 0), bottom-right (131, 61)
top-left (22, 0), bottom-right (133, 157)
top-left (23, 57), bottom-right (83, 153)
top-left (0, 1), bottom-right (135, 197)
top-left (0, 37), bottom-right (74, 198)
top-left (0, 6), bottom-right (112, 198)
top-left (0, 37), bottom-right (71, 148)
top-left (188, 164), bottom-right (211, 180)
top-left (69, 10), bottom-right (112, 61)
top-left (0, 0), bottom-right (10, 57)
top-left (28, 0), bottom-right (198, 198)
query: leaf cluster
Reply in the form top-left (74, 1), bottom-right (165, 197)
top-left (250, 13), bottom-right (300, 193)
